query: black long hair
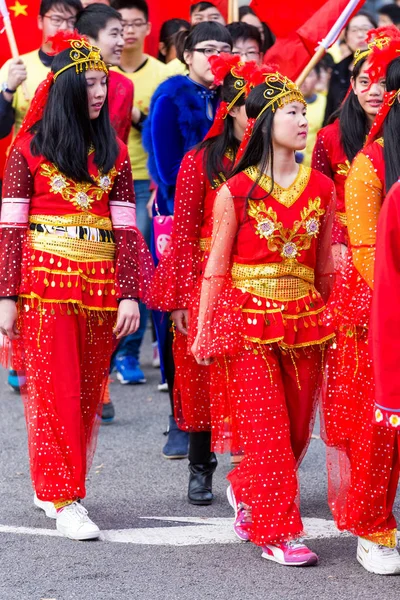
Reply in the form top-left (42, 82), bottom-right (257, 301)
top-left (231, 82), bottom-right (277, 200)
top-left (175, 22), bottom-right (232, 65)
top-left (31, 48), bottom-right (119, 183)
top-left (158, 18), bottom-right (190, 62)
top-left (383, 57), bottom-right (400, 191)
top-left (333, 56), bottom-right (370, 162)
top-left (196, 72), bottom-right (245, 184)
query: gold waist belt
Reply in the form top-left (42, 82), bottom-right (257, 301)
top-left (29, 213), bottom-right (113, 230)
top-left (231, 262), bottom-right (315, 301)
top-left (335, 211), bottom-right (347, 227)
top-left (199, 237), bottom-right (211, 252)
top-left (28, 231), bottom-right (115, 262)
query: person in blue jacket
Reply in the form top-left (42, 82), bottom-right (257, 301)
top-left (143, 22), bottom-right (232, 502)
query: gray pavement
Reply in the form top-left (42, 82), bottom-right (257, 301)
top-left (0, 332), bottom-right (399, 600)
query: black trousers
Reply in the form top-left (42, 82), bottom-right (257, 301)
top-left (163, 320), bottom-right (212, 465)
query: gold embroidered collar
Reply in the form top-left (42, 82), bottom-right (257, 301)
top-left (244, 164), bottom-right (311, 208)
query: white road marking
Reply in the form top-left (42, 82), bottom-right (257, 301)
top-left (0, 517), bottom-right (355, 546)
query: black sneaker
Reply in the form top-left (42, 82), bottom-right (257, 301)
top-left (101, 401), bottom-right (115, 424)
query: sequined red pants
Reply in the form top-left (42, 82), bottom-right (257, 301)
top-left (323, 333), bottom-right (399, 542)
top-left (221, 344), bottom-right (321, 547)
top-left (173, 330), bottom-right (211, 431)
top-left (19, 304), bottom-right (114, 502)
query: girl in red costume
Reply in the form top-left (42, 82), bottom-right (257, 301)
top-left (147, 55), bottom-right (262, 506)
top-left (0, 36), bottom-right (152, 541)
top-left (192, 73), bottom-right (336, 566)
top-left (322, 26), bottom-right (400, 575)
top-left (312, 49), bottom-right (384, 263)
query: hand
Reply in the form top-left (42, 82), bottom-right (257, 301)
top-left (171, 309), bottom-right (189, 335)
top-left (191, 335), bottom-right (213, 366)
top-left (147, 189), bottom-right (156, 219)
top-left (332, 243), bottom-right (347, 270)
top-left (6, 58), bottom-right (27, 97)
top-left (114, 299), bottom-right (140, 339)
top-left (131, 106), bottom-right (141, 124)
top-left (0, 299), bottom-right (19, 339)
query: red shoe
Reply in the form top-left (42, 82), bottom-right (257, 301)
top-left (262, 540), bottom-right (318, 566)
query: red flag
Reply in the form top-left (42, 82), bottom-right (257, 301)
top-left (250, 0), bottom-right (327, 39)
top-left (0, 1), bottom-right (41, 64)
top-left (146, 0), bottom-right (228, 58)
top-left (260, 0), bottom-right (366, 81)
top-left (0, 1), bottom-right (42, 176)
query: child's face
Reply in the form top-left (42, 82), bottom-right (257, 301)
top-left (299, 70), bottom-right (318, 99)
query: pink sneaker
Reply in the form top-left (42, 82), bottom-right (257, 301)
top-left (226, 485), bottom-right (252, 542)
top-left (262, 540), bottom-right (318, 567)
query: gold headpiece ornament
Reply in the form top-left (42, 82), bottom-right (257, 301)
top-left (224, 65), bottom-right (246, 115)
top-left (256, 72), bottom-right (306, 120)
top-left (53, 39), bottom-right (108, 82)
top-left (353, 35), bottom-right (391, 67)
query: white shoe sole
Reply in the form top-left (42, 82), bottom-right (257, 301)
top-left (34, 496), bottom-right (57, 520)
top-left (357, 550), bottom-right (400, 575)
top-left (116, 372), bottom-right (146, 385)
top-left (56, 522), bottom-right (100, 541)
top-left (226, 485), bottom-right (250, 543)
top-left (262, 550), bottom-right (318, 567)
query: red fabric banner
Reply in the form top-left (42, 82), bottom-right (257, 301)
top-left (0, 1), bottom-right (42, 176)
top-left (261, 0), bottom-right (366, 81)
top-left (250, 0), bottom-right (328, 39)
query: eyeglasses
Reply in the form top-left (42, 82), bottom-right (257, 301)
top-left (232, 50), bottom-right (261, 60)
top-left (347, 26), bottom-right (371, 34)
top-left (193, 47), bottom-right (232, 57)
top-left (122, 20), bottom-right (148, 30)
top-left (44, 15), bottom-right (77, 28)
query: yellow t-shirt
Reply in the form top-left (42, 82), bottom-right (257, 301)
top-left (303, 93), bottom-right (327, 167)
top-left (0, 49), bottom-right (50, 135)
top-left (164, 58), bottom-right (188, 77)
top-left (113, 55), bottom-right (167, 180)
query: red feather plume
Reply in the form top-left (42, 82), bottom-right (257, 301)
top-left (209, 53), bottom-right (242, 86)
top-left (47, 30), bottom-right (89, 56)
top-left (365, 25), bottom-right (400, 84)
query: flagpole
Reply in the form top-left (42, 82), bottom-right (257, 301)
top-left (228, 0), bottom-right (239, 24)
top-left (0, 0), bottom-right (29, 100)
top-left (295, 0), bottom-right (363, 86)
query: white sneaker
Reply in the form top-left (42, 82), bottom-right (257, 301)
top-left (357, 537), bottom-right (400, 575)
top-left (56, 502), bottom-right (100, 541)
top-left (34, 494), bottom-right (57, 520)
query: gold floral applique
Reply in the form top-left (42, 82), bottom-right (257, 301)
top-left (337, 160), bottom-right (351, 177)
top-left (248, 197), bottom-right (325, 260)
top-left (41, 163), bottom-right (118, 212)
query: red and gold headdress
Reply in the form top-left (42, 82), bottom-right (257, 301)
top-left (360, 25), bottom-right (400, 145)
top-left (204, 54), bottom-right (266, 140)
top-left (11, 33), bottom-right (107, 149)
top-left (234, 71), bottom-right (305, 165)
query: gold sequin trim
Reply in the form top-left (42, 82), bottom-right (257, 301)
top-left (243, 165), bottom-right (311, 208)
top-left (19, 292), bottom-right (118, 312)
top-left (232, 262), bottom-right (315, 283)
top-left (362, 529), bottom-right (397, 549)
top-left (31, 267), bottom-right (115, 285)
top-left (28, 231), bottom-right (115, 262)
top-left (199, 237), bottom-right (211, 251)
top-left (29, 213), bottom-right (113, 230)
top-left (279, 333), bottom-right (335, 349)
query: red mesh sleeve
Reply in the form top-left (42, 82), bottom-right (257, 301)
top-left (315, 182), bottom-right (336, 302)
top-left (311, 131), bottom-right (334, 179)
top-left (0, 146), bottom-right (33, 297)
top-left (192, 184), bottom-right (238, 360)
top-left (110, 148), bottom-right (154, 300)
top-left (146, 150), bottom-right (207, 311)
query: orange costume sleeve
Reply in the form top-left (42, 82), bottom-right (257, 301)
top-left (345, 152), bottom-right (383, 289)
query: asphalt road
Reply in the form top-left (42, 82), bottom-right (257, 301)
top-left (0, 332), bottom-right (399, 600)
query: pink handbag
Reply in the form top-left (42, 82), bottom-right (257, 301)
top-left (153, 196), bottom-right (173, 261)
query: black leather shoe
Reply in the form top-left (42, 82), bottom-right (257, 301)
top-left (188, 454), bottom-right (218, 506)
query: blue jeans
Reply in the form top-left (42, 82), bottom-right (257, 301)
top-left (116, 180), bottom-right (152, 361)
